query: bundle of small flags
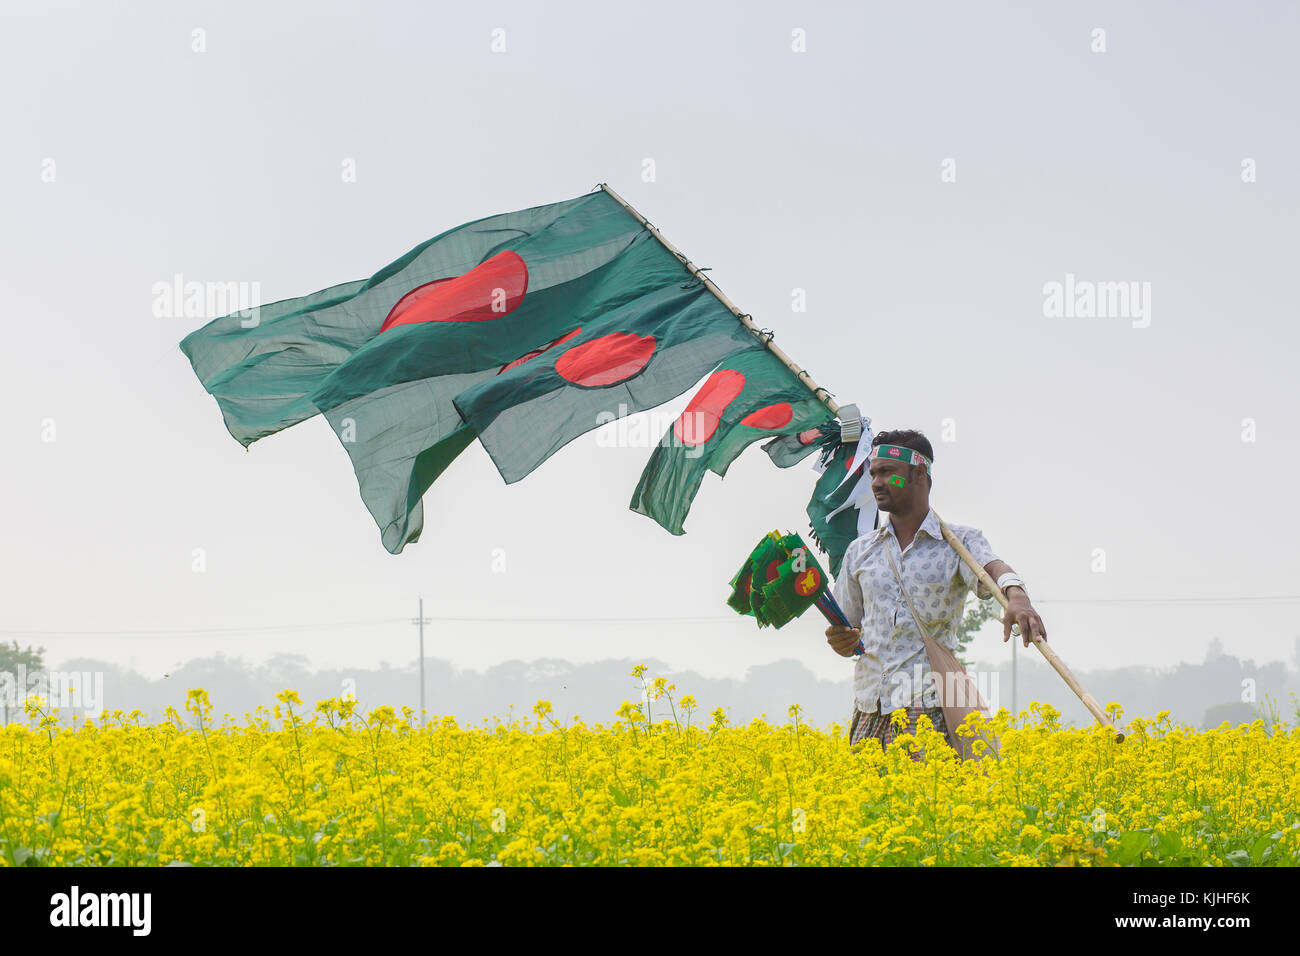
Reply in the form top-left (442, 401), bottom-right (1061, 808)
top-left (726, 531), bottom-right (862, 651)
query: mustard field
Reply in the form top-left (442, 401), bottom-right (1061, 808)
top-left (2, 668), bottom-right (1297, 866)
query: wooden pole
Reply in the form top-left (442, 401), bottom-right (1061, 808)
top-left (933, 511), bottom-right (1125, 743)
top-left (596, 183), bottom-right (842, 417)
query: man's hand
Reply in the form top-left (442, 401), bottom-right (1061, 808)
top-left (825, 625), bottom-right (862, 658)
top-left (1002, 590), bottom-right (1046, 647)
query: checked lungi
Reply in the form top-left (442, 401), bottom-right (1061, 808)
top-left (848, 701), bottom-right (948, 760)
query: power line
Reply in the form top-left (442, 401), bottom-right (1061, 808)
top-left (387, 615), bottom-right (740, 623)
top-left (1033, 596), bottom-right (1300, 606)
top-left (0, 619), bottom-right (409, 637)
top-left (2, 596), bottom-right (1298, 639)
top-left (0, 615), bottom-right (740, 638)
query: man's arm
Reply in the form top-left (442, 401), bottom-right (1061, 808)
top-left (982, 558), bottom-right (1047, 646)
top-left (825, 546), bottom-right (864, 658)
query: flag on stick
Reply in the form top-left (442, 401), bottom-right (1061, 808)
top-left (727, 530), bottom-right (861, 652)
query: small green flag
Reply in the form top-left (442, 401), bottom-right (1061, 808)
top-left (761, 422), bottom-right (838, 469)
top-left (727, 530), bottom-right (829, 629)
top-left (726, 555), bottom-right (757, 616)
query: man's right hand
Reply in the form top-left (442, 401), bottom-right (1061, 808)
top-left (825, 625), bottom-right (862, 658)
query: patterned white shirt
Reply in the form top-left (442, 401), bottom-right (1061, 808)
top-left (832, 508), bottom-right (998, 713)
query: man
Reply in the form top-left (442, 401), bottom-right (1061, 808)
top-left (824, 429), bottom-right (1047, 758)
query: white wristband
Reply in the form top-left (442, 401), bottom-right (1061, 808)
top-left (996, 572), bottom-right (1026, 598)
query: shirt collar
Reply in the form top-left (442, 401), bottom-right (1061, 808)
top-left (879, 508), bottom-right (942, 543)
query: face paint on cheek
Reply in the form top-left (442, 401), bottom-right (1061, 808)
top-left (889, 475), bottom-right (905, 487)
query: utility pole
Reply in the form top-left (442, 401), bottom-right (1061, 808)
top-left (413, 597), bottom-right (431, 725)
top-left (1011, 631), bottom-right (1017, 716)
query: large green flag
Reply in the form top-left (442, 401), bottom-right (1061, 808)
top-left (629, 348), bottom-right (833, 534)
top-left (180, 189), bottom-right (754, 553)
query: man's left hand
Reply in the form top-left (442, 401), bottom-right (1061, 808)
top-left (1002, 593), bottom-right (1046, 647)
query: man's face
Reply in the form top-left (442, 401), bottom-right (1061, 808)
top-left (868, 455), bottom-right (925, 512)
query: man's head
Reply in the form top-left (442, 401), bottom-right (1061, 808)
top-left (867, 429), bottom-right (933, 513)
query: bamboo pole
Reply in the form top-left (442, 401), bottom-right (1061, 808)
top-left (933, 511), bottom-right (1125, 743)
top-left (596, 182), bottom-right (842, 417)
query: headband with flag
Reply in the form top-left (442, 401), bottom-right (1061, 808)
top-left (871, 443), bottom-right (932, 474)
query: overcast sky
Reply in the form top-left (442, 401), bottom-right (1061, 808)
top-left (2, 1), bottom-right (1297, 703)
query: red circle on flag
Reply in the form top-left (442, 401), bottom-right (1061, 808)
top-left (794, 568), bottom-right (821, 596)
top-left (380, 250), bottom-right (529, 333)
top-left (766, 559), bottom-right (782, 583)
top-left (739, 402), bottom-right (794, 430)
top-left (554, 332), bottom-right (657, 387)
top-left (673, 369), bottom-right (746, 446)
top-left (498, 328), bottom-right (582, 375)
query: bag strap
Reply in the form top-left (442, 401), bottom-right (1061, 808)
top-left (883, 544), bottom-right (935, 643)
top-left (882, 537), bottom-right (991, 756)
